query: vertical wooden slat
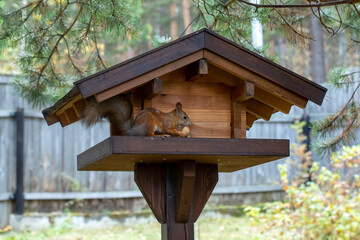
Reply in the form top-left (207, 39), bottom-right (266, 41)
top-left (231, 102), bottom-right (247, 138)
top-left (14, 108), bottom-right (24, 214)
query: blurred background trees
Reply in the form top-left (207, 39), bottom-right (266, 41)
top-left (0, 0), bottom-right (359, 152)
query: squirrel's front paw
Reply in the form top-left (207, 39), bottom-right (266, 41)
top-left (156, 134), bottom-right (171, 139)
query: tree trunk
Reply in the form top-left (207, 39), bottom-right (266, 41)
top-left (310, 12), bottom-right (327, 83)
top-left (170, 2), bottom-right (178, 39)
top-left (182, 0), bottom-right (192, 35)
top-left (275, 37), bottom-right (286, 67)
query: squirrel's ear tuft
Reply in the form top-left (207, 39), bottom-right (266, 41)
top-left (176, 102), bottom-right (182, 112)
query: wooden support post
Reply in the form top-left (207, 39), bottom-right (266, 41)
top-left (231, 102), bottom-right (247, 138)
top-left (175, 161), bottom-right (196, 223)
top-left (162, 164), bottom-right (194, 240)
top-left (14, 108), bottom-right (24, 215)
top-left (134, 162), bottom-right (218, 240)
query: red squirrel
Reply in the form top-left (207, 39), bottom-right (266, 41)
top-left (81, 94), bottom-right (191, 137)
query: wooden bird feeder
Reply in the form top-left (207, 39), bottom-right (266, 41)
top-left (43, 29), bottom-right (327, 239)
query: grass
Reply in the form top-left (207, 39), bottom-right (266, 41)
top-left (0, 212), bottom-right (276, 240)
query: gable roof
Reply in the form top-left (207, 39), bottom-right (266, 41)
top-left (42, 28), bottom-right (327, 127)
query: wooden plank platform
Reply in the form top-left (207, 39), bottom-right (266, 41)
top-left (77, 137), bottom-right (289, 172)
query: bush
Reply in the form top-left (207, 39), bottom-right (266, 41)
top-left (246, 139), bottom-right (360, 239)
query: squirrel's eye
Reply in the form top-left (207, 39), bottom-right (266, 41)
top-left (183, 116), bottom-right (187, 120)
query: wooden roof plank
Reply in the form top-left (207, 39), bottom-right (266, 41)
top-left (95, 50), bottom-right (204, 102)
top-left (76, 32), bottom-right (206, 98)
top-left (203, 30), bottom-right (327, 105)
top-left (76, 28), bottom-right (326, 103)
top-left (204, 50), bottom-right (309, 109)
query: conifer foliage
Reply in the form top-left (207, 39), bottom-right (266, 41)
top-left (0, 0), bottom-right (138, 107)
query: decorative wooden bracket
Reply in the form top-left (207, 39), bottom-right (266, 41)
top-left (230, 81), bottom-right (255, 102)
top-left (186, 59), bottom-right (208, 81)
top-left (134, 163), bottom-right (167, 223)
top-left (246, 112), bottom-right (257, 129)
top-left (44, 113), bottom-right (60, 126)
top-left (143, 77), bottom-right (162, 99)
top-left (230, 81), bottom-right (275, 127)
top-left (142, 77), bottom-right (162, 109)
top-left (193, 164), bottom-right (218, 221)
top-left (246, 98), bottom-right (274, 121)
top-left (55, 98), bottom-right (87, 127)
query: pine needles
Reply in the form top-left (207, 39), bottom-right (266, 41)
top-left (312, 69), bottom-right (360, 155)
top-left (0, 0), bottom-right (139, 108)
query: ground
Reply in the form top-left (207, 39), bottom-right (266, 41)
top-left (0, 208), bottom-right (276, 240)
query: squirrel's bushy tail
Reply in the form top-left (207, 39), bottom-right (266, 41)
top-left (81, 94), bottom-right (133, 135)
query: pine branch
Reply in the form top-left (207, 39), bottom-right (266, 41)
top-left (63, 37), bottom-right (85, 77)
top-left (313, 83), bottom-right (360, 133)
top-left (36, 4), bottom-right (83, 90)
top-left (321, 107), bottom-right (358, 151)
top-left (236, 0), bottom-right (360, 8)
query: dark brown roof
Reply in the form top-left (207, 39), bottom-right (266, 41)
top-left (75, 29), bottom-right (326, 103)
top-left (42, 28), bottom-right (327, 126)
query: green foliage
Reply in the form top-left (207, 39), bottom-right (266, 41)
top-left (0, 0), bottom-right (140, 108)
top-left (193, 0), bottom-right (268, 55)
top-left (328, 67), bottom-right (359, 89)
top-left (245, 141), bottom-right (360, 239)
top-left (312, 68), bottom-right (360, 154)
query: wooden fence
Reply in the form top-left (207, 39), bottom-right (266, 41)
top-left (1, 73), bottom-right (360, 227)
